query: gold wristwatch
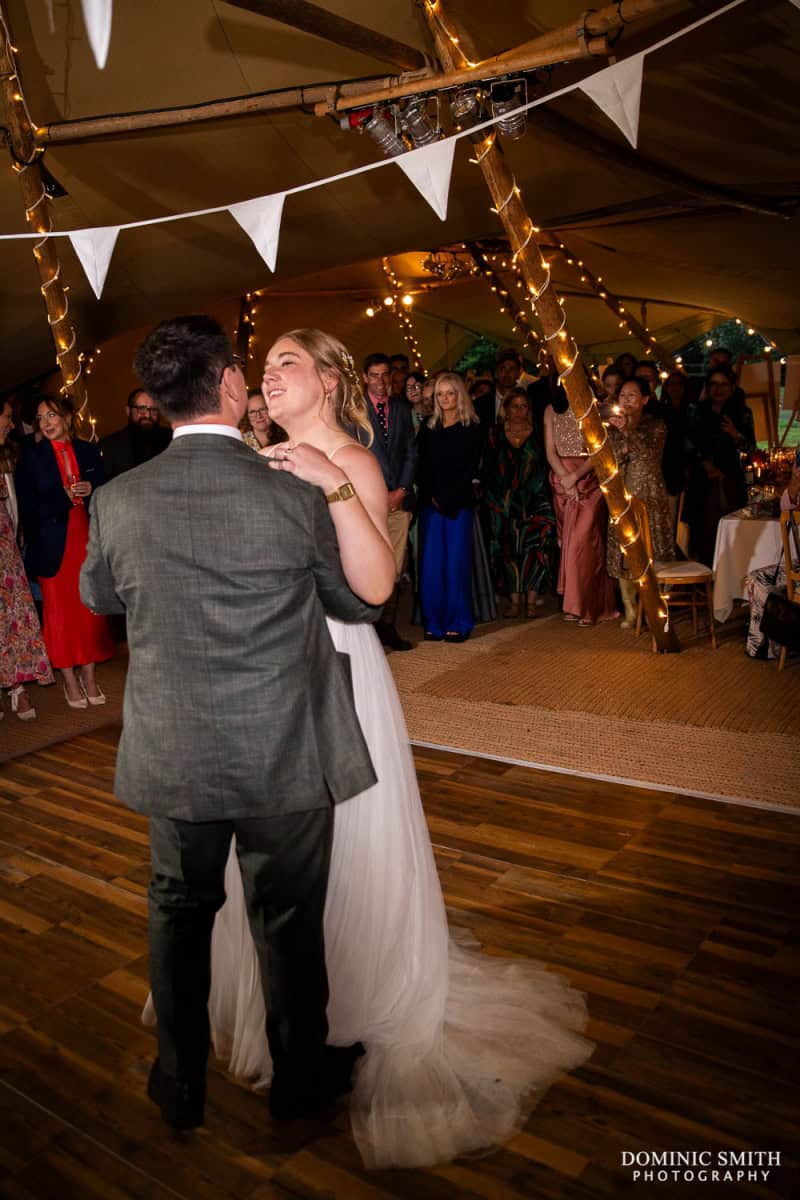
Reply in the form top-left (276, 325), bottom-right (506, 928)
top-left (325, 481), bottom-right (356, 504)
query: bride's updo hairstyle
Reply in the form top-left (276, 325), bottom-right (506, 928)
top-left (280, 328), bottom-right (373, 444)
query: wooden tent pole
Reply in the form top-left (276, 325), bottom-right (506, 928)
top-left (0, 8), bottom-right (88, 421)
top-left (553, 239), bottom-right (676, 366)
top-left (316, 37), bottom-right (608, 112)
top-left (421, 0), bottom-right (678, 651)
top-left (223, 0), bottom-right (427, 71)
top-left (38, 34), bottom-right (607, 145)
top-left (489, 0), bottom-right (683, 64)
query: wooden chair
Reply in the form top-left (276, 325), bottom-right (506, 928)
top-left (675, 490), bottom-right (690, 558)
top-left (777, 509), bottom-right (800, 671)
top-left (630, 496), bottom-right (717, 649)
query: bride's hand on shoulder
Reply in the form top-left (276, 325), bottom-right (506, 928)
top-left (264, 441), bottom-right (345, 492)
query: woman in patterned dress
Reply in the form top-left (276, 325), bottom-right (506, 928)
top-left (544, 391), bottom-right (618, 626)
top-left (483, 388), bottom-right (556, 617)
top-left (0, 399), bottom-right (53, 720)
top-left (607, 378), bottom-right (675, 627)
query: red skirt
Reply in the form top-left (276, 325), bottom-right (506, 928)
top-left (40, 505), bottom-right (115, 669)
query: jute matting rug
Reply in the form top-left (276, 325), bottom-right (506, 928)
top-left (390, 616), bottom-right (800, 811)
top-left (0, 654), bottom-right (125, 764)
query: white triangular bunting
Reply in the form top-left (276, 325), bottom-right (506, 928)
top-left (229, 193), bottom-right (286, 272)
top-left (80, 0), bottom-right (113, 70)
top-left (580, 52), bottom-right (645, 149)
top-left (396, 138), bottom-right (456, 221)
top-left (68, 226), bottom-right (119, 299)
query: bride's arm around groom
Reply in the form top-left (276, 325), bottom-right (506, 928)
top-left (80, 314), bottom-right (389, 1130)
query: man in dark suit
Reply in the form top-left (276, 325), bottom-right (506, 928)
top-left (81, 316), bottom-right (386, 1130)
top-left (355, 352), bottom-right (417, 651)
top-left (98, 387), bottom-right (171, 479)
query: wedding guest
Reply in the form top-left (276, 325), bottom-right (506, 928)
top-left (474, 348), bottom-right (522, 429)
top-left (527, 353), bottom-right (566, 440)
top-left (744, 467), bottom-right (800, 658)
top-left (241, 389), bottom-right (285, 450)
top-left (404, 372), bottom-right (429, 432)
top-left (614, 353), bottom-right (638, 380)
top-left (417, 373), bottom-right (482, 641)
top-left (0, 398), bottom-right (53, 720)
top-left (599, 365), bottom-right (624, 418)
top-left (16, 397), bottom-right (114, 707)
top-left (607, 378), bottom-right (675, 628)
top-left (685, 364), bottom-right (755, 565)
top-left (390, 353), bottom-right (410, 399)
top-left (355, 353), bottom-right (417, 651)
top-left (99, 388), bottom-right (171, 479)
top-left (635, 361), bottom-right (662, 411)
top-left (660, 371), bottom-right (692, 528)
top-left (483, 388), bottom-right (556, 619)
top-left (544, 392), bottom-right (618, 626)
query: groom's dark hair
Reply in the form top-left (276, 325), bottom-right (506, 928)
top-left (134, 315), bottom-right (233, 422)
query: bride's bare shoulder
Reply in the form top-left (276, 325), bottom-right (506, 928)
top-left (329, 440), bottom-right (382, 480)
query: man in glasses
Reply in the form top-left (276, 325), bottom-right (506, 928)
top-left (99, 387), bottom-right (172, 479)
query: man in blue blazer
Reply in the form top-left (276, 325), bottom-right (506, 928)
top-left (354, 352), bottom-right (417, 651)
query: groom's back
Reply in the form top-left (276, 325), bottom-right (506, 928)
top-left (90, 434), bottom-right (371, 820)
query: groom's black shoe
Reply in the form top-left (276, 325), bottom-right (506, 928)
top-left (147, 1059), bottom-right (205, 1131)
top-left (269, 1043), bottom-right (366, 1121)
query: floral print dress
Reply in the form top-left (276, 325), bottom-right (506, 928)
top-left (0, 476), bottom-right (53, 689)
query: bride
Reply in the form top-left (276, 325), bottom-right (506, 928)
top-left (206, 329), bottom-right (593, 1169)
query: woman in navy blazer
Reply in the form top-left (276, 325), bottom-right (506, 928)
top-left (16, 397), bottom-right (114, 708)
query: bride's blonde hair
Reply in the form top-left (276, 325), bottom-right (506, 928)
top-left (279, 328), bottom-right (373, 444)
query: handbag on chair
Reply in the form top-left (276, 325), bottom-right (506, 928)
top-left (760, 590), bottom-right (800, 650)
top-left (759, 520), bottom-right (800, 650)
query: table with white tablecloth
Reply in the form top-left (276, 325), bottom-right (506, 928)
top-left (711, 511), bottom-right (783, 622)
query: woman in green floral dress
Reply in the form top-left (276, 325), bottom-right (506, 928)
top-left (483, 390), bottom-right (556, 617)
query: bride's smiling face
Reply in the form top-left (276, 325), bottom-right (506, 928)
top-left (262, 337), bottom-right (335, 429)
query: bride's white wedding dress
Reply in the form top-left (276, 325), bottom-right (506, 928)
top-left (206, 618), bottom-right (594, 1169)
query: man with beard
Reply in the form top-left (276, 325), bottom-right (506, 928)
top-left (99, 388), bottom-right (172, 479)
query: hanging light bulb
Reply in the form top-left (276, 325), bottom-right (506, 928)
top-left (402, 97), bottom-right (439, 147)
top-left (401, 294), bottom-right (413, 307)
top-left (449, 87), bottom-right (482, 129)
top-left (490, 79), bottom-right (527, 140)
top-left (365, 305), bottom-right (376, 318)
top-left (343, 107), bottom-right (407, 157)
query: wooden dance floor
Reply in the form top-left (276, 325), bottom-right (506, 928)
top-left (0, 726), bottom-right (796, 1198)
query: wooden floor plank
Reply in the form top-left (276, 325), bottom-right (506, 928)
top-left (0, 736), bottom-right (796, 1199)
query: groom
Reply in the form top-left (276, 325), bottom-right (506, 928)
top-left (81, 315), bottom-right (386, 1129)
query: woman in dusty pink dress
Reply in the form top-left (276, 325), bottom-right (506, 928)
top-left (0, 399), bottom-right (53, 720)
top-left (543, 392), bottom-right (617, 626)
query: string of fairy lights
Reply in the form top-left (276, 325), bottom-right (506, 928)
top-left (1, 13), bottom-right (98, 433)
top-left (365, 257), bottom-right (423, 367)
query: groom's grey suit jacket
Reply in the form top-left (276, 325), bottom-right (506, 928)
top-left (80, 433), bottom-right (379, 822)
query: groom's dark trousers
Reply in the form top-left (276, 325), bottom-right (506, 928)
top-left (149, 809), bottom-right (333, 1090)
top-left (80, 432), bottom-right (380, 1107)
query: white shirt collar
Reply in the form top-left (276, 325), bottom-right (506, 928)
top-left (172, 424), bottom-right (243, 442)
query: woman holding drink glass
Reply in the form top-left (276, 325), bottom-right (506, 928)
top-left (16, 397), bottom-right (114, 708)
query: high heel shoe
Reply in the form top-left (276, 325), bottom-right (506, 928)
top-left (9, 686), bottom-right (36, 721)
top-left (64, 685), bottom-right (88, 710)
top-left (79, 679), bottom-right (106, 706)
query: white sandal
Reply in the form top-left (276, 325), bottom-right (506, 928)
top-left (10, 685), bottom-right (37, 721)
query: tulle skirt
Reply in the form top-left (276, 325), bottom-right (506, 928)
top-left (205, 618), bottom-right (594, 1168)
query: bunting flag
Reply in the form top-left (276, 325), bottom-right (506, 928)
top-left (395, 137), bottom-right (457, 221)
top-left (68, 225), bottom-right (120, 298)
top-left (229, 193), bottom-right (286, 272)
top-left (580, 52), bottom-right (645, 149)
top-left (80, 0), bottom-right (113, 70)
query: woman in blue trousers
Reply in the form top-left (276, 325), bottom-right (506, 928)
top-left (417, 373), bottom-right (483, 643)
